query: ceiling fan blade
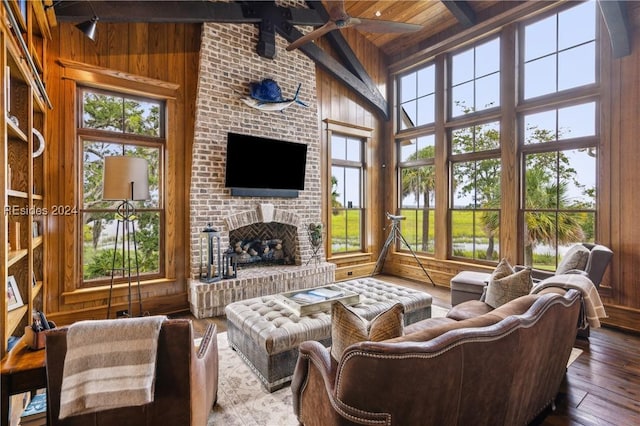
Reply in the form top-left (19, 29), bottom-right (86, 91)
top-left (286, 21), bottom-right (339, 51)
top-left (354, 18), bottom-right (423, 33)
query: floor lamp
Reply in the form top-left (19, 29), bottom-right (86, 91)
top-left (103, 156), bottom-right (150, 319)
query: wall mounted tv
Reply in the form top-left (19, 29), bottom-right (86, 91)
top-left (225, 132), bottom-right (308, 198)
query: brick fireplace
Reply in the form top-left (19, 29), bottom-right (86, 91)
top-left (188, 15), bottom-right (335, 317)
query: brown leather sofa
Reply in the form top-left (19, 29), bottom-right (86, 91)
top-left (291, 290), bottom-right (581, 426)
top-left (45, 319), bottom-right (218, 426)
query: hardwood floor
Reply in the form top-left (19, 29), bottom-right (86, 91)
top-left (178, 274), bottom-right (640, 425)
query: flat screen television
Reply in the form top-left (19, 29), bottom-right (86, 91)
top-left (225, 132), bottom-right (308, 197)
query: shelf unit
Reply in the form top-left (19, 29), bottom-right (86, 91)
top-left (1, 0), bottom-right (52, 359)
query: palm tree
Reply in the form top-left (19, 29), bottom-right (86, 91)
top-left (523, 166), bottom-right (585, 266)
top-left (400, 146), bottom-right (435, 251)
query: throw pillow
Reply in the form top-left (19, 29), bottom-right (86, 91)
top-left (484, 265), bottom-right (533, 309)
top-left (556, 244), bottom-right (590, 275)
top-left (480, 258), bottom-right (514, 302)
top-left (330, 301), bottom-right (404, 361)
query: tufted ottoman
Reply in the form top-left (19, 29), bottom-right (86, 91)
top-left (225, 277), bottom-right (432, 391)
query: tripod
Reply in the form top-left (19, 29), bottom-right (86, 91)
top-left (371, 212), bottom-right (435, 286)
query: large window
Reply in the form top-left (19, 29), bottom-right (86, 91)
top-left (450, 37), bottom-right (500, 118)
top-left (79, 88), bottom-right (165, 284)
top-left (523, 1), bottom-right (596, 99)
top-left (520, 1), bottom-right (598, 270)
top-left (450, 121), bottom-right (501, 261)
top-left (331, 134), bottom-right (364, 253)
top-left (398, 63), bottom-right (435, 130)
top-left (393, 1), bottom-right (599, 270)
top-left (449, 36), bottom-right (502, 262)
top-left (399, 135), bottom-right (436, 254)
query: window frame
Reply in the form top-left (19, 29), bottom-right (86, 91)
top-left (390, 1), bottom-right (602, 270)
top-left (397, 134), bottom-right (437, 255)
top-left (324, 120), bottom-right (372, 257)
top-left (330, 134), bottom-right (365, 254)
top-left (77, 87), bottom-right (167, 287)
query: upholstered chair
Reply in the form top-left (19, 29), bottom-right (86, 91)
top-left (518, 243), bottom-right (613, 288)
top-left (45, 319), bottom-right (218, 426)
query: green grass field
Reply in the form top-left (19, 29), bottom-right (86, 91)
top-left (330, 209), bottom-right (590, 269)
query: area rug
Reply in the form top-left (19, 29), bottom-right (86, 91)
top-left (567, 347), bottom-right (583, 367)
top-left (208, 332), bottom-right (297, 426)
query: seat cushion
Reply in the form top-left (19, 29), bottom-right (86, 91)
top-left (446, 300), bottom-right (494, 320)
top-left (330, 301), bottom-right (404, 361)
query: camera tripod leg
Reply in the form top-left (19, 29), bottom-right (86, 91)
top-left (372, 221), bottom-right (435, 286)
top-left (395, 229), bottom-right (436, 286)
top-left (371, 224), bottom-right (398, 276)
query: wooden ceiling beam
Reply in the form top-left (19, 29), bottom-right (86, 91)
top-left (54, 1), bottom-right (252, 23)
top-left (441, 0), bottom-right (476, 28)
top-left (597, 0), bottom-right (631, 58)
top-left (277, 23), bottom-right (389, 120)
top-left (306, 1), bottom-right (388, 119)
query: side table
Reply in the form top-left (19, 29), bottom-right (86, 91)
top-left (1, 336), bottom-right (47, 426)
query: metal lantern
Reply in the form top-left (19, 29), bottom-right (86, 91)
top-left (222, 252), bottom-right (237, 279)
top-left (200, 223), bottom-right (222, 282)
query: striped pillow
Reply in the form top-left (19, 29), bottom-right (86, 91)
top-left (330, 301), bottom-right (404, 361)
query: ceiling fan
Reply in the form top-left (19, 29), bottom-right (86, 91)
top-left (286, 0), bottom-right (423, 51)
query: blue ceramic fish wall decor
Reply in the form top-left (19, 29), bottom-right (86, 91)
top-left (242, 78), bottom-right (308, 112)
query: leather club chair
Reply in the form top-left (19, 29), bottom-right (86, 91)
top-left (45, 319), bottom-right (218, 426)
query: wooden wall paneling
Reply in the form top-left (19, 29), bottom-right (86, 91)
top-left (60, 19), bottom-right (83, 61)
top-left (615, 6), bottom-right (640, 314)
top-left (61, 79), bottom-right (78, 296)
top-left (598, 10), bottom-right (615, 298)
top-left (165, 97), bottom-right (178, 281)
top-left (107, 23), bottom-right (129, 72)
top-left (315, 31), bottom-right (385, 278)
top-left (499, 24), bottom-right (518, 263)
top-left (148, 23), bottom-right (169, 82)
top-left (43, 22), bottom-right (199, 323)
top-left (128, 23), bottom-right (149, 77)
top-left (433, 54), bottom-right (447, 261)
top-left (44, 24), bottom-right (61, 313)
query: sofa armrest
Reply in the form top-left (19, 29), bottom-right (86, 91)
top-left (291, 340), bottom-right (337, 418)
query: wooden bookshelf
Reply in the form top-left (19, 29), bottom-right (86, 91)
top-left (1, 0), bottom-right (53, 359)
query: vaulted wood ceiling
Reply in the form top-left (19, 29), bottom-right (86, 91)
top-left (341, 0), bottom-right (499, 56)
top-left (52, 1), bottom-right (501, 57)
top-left (51, 1), bottom-right (630, 119)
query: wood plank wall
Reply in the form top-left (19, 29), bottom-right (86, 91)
top-left (44, 22), bottom-right (201, 324)
top-left (600, 2), bottom-right (640, 332)
top-left (315, 29), bottom-right (390, 282)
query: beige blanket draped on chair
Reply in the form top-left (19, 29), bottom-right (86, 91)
top-left (531, 274), bottom-right (607, 328)
top-left (58, 315), bottom-right (166, 419)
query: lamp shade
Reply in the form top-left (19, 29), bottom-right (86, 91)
top-left (76, 16), bottom-right (98, 42)
top-left (102, 156), bottom-right (150, 201)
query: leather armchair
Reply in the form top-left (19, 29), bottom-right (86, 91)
top-left (45, 319), bottom-right (218, 426)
